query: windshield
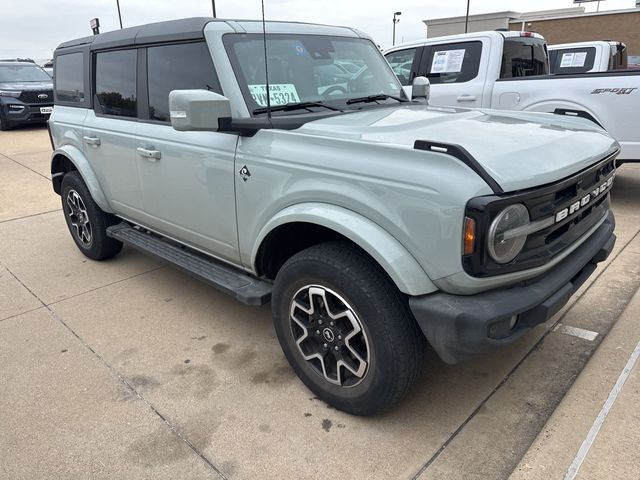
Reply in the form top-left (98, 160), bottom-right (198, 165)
top-left (0, 64), bottom-right (52, 83)
top-left (223, 34), bottom-right (404, 115)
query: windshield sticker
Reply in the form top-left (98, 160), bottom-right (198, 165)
top-left (560, 52), bottom-right (587, 68)
top-left (249, 84), bottom-right (301, 107)
top-left (293, 41), bottom-right (307, 56)
top-left (431, 49), bottom-right (465, 74)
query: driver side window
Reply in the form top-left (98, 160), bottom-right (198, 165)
top-left (384, 48), bottom-right (418, 86)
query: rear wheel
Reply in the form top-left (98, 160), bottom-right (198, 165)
top-left (272, 241), bottom-right (425, 415)
top-left (61, 171), bottom-right (123, 260)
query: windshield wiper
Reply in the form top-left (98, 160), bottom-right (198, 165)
top-left (253, 101), bottom-right (342, 115)
top-left (346, 94), bottom-right (408, 105)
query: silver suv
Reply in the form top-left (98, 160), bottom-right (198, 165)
top-left (49, 18), bottom-right (618, 415)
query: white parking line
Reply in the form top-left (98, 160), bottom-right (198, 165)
top-left (554, 324), bottom-right (599, 341)
top-left (564, 339), bottom-right (640, 480)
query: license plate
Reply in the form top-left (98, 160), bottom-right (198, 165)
top-left (40, 107), bottom-right (53, 114)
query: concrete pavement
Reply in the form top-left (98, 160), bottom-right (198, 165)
top-left (1, 126), bottom-right (639, 479)
top-left (511, 281), bottom-right (640, 480)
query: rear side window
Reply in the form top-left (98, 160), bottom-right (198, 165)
top-left (420, 42), bottom-right (482, 84)
top-left (500, 37), bottom-right (549, 78)
top-left (95, 49), bottom-right (137, 118)
top-left (146, 42), bottom-right (220, 122)
top-left (550, 47), bottom-right (596, 74)
top-left (55, 53), bottom-right (85, 103)
top-left (385, 48), bottom-right (418, 86)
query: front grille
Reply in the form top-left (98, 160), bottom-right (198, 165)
top-left (18, 90), bottom-right (53, 104)
top-left (463, 152), bottom-right (617, 277)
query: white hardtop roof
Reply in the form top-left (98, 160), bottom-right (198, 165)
top-left (384, 30), bottom-right (544, 53)
top-left (0, 61), bottom-right (41, 67)
top-left (549, 40), bottom-right (624, 50)
top-left (206, 19), bottom-right (369, 40)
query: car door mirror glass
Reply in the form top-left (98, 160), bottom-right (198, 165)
top-left (169, 89), bottom-right (231, 132)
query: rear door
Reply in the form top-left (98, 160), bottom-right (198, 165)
top-left (135, 41), bottom-right (240, 263)
top-left (417, 40), bottom-right (487, 108)
top-left (83, 48), bottom-right (143, 219)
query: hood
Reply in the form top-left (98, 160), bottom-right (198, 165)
top-left (0, 81), bottom-right (53, 91)
top-left (296, 105), bottom-right (619, 192)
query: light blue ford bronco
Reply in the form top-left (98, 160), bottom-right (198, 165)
top-left (49, 18), bottom-right (618, 415)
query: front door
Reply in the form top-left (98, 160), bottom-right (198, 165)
top-left (135, 42), bottom-right (240, 263)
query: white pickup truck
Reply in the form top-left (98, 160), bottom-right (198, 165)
top-left (548, 40), bottom-right (627, 74)
top-left (385, 31), bottom-right (639, 163)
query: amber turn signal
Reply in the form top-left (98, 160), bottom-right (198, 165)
top-left (463, 217), bottom-right (476, 255)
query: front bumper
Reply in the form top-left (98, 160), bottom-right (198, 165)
top-left (409, 210), bottom-right (615, 364)
top-left (1, 102), bottom-right (52, 126)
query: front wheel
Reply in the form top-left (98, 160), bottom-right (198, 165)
top-left (0, 113), bottom-right (10, 131)
top-left (272, 242), bottom-right (425, 415)
top-left (61, 171), bottom-right (123, 260)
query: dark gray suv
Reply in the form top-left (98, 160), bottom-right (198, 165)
top-left (0, 61), bottom-right (53, 130)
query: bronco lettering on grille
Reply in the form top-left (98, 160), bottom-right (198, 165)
top-left (555, 175), bottom-right (614, 223)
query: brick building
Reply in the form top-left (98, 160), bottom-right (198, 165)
top-left (424, 7), bottom-right (640, 55)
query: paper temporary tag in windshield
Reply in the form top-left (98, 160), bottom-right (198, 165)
top-left (249, 84), bottom-right (301, 107)
top-left (560, 52), bottom-right (587, 68)
top-left (431, 49), bottom-right (465, 74)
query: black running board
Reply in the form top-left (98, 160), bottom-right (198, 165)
top-left (107, 223), bottom-right (271, 305)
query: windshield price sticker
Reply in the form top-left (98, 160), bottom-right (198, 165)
top-left (431, 49), bottom-right (465, 74)
top-left (249, 84), bottom-right (301, 107)
top-left (560, 52), bottom-right (588, 68)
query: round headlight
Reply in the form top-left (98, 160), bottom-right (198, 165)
top-left (487, 204), bottom-right (530, 264)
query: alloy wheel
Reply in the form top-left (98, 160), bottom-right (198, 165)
top-left (66, 189), bottom-right (92, 246)
top-left (289, 285), bottom-right (370, 387)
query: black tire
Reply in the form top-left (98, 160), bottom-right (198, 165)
top-left (0, 112), bottom-right (10, 131)
top-left (60, 170), bottom-right (123, 260)
top-left (272, 241), bottom-right (425, 415)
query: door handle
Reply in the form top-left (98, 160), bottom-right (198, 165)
top-left (456, 95), bottom-right (477, 102)
top-left (83, 135), bottom-right (101, 146)
top-left (136, 147), bottom-right (161, 161)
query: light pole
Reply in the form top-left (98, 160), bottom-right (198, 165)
top-left (392, 11), bottom-right (402, 46)
top-left (211, 0), bottom-right (217, 18)
top-left (464, 0), bottom-right (470, 33)
top-left (116, 0), bottom-right (123, 29)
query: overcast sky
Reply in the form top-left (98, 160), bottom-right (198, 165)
top-left (1, 0), bottom-right (634, 59)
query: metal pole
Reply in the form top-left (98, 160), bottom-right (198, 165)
top-left (596, 1), bottom-right (601, 12)
top-left (211, 0), bottom-right (217, 17)
top-left (392, 12), bottom-right (401, 46)
top-left (464, 0), bottom-right (470, 33)
top-left (116, 0), bottom-right (123, 29)
top-left (393, 20), bottom-right (396, 46)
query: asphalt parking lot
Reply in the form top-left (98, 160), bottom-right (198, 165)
top-left (1, 125), bottom-right (639, 480)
